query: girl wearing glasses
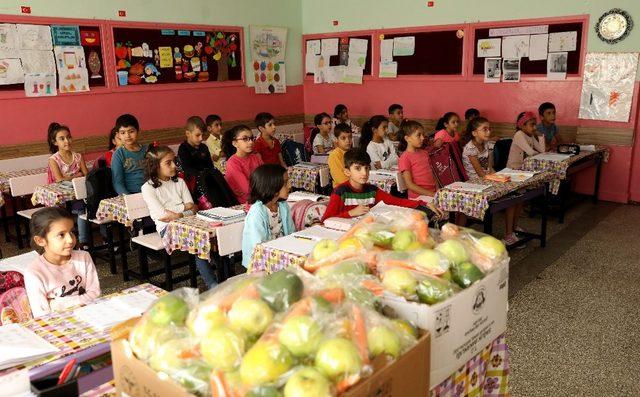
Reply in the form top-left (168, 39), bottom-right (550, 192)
top-left (222, 125), bottom-right (264, 204)
top-left (311, 112), bottom-right (334, 155)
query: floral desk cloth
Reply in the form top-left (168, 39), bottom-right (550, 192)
top-left (247, 243), bottom-right (307, 274)
top-left (369, 172), bottom-right (397, 193)
top-left (96, 196), bottom-right (132, 227)
top-left (31, 183), bottom-right (77, 207)
top-left (288, 163), bottom-right (330, 192)
top-left (0, 167), bottom-right (48, 194)
top-left (435, 172), bottom-right (552, 220)
top-left (521, 146), bottom-right (609, 195)
top-left (431, 333), bottom-right (509, 397)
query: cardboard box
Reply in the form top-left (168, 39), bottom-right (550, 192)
top-left (111, 331), bottom-right (431, 397)
top-left (381, 259), bottom-right (509, 388)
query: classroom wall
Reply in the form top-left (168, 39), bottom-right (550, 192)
top-left (301, 0), bottom-right (640, 203)
top-left (0, 0), bottom-right (303, 147)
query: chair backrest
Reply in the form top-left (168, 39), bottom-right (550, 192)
top-left (492, 138), bottom-right (513, 172)
top-left (395, 170), bottom-right (407, 192)
top-left (216, 221), bottom-right (244, 256)
top-left (85, 167), bottom-right (117, 220)
top-left (282, 140), bottom-right (309, 166)
top-left (124, 193), bottom-right (150, 220)
top-left (9, 173), bottom-right (48, 197)
top-left (72, 176), bottom-right (87, 200)
top-left (427, 145), bottom-right (463, 188)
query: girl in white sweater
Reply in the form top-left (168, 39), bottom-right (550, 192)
top-left (361, 115), bottom-right (398, 170)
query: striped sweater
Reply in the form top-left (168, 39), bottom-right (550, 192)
top-left (321, 181), bottom-right (421, 221)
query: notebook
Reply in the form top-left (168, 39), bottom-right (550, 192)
top-left (287, 191), bottom-right (328, 202)
top-left (196, 207), bottom-right (245, 223)
top-left (0, 324), bottom-right (59, 370)
top-left (531, 153), bottom-right (572, 162)
top-left (496, 168), bottom-right (536, 183)
top-left (292, 226), bottom-right (345, 242)
top-left (294, 162), bottom-right (322, 169)
top-left (445, 182), bottom-right (490, 192)
top-left (73, 290), bottom-right (159, 330)
top-left (261, 234), bottom-right (316, 257)
top-left (323, 217), bottom-right (359, 231)
top-left (369, 169), bottom-right (397, 178)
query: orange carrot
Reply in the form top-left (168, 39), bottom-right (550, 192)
top-left (382, 259), bottom-right (446, 276)
top-left (339, 216), bottom-right (374, 240)
top-left (360, 279), bottom-right (384, 296)
top-left (336, 373), bottom-right (362, 394)
top-left (304, 250), bottom-right (360, 272)
top-left (351, 305), bottom-right (369, 365)
top-left (281, 298), bottom-right (312, 322)
top-left (210, 371), bottom-right (228, 397)
top-left (217, 283), bottom-right (259, 312)
top-left (315, 288), bottom-right (345, 304)
top-left (414, 220), bottom-right (430, 244)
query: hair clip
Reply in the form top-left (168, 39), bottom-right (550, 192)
top-left (152, 140), bottom-right (159, 148)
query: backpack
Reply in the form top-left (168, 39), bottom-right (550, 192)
top-left (282, 139), bottom-right (309, 167)
top-left (197, 168), bottom-right (239, 208)
top-left (290, 200), bottom-right (328, 230)
top-left (428, 144), bottom-right (465, 188)
top-left (0, 271), bottom-right (32, 325)
top-left (85, 166), bottom-right (117, 219)
top-left (492, 139), bottom-right (513, 172)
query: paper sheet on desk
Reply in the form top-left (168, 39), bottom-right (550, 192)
top-left (531, 153), bottom-right (572, 162)
top-left (292, 225), bottom-right (344, 242)
top-left (261, 234), bottom-right (315, 257)
top-left (0, 368), bottom-right (34, 397)
top-left (445, 182), bottom-right (490, 193)
top-left (73, 290), bottom-right (158, 330)
top-left (0, 324), bottom-right (59, 370)
top-left (496, 168), bottom-right (536, 182)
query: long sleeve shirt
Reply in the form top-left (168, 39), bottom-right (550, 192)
top-left (224, 154), bottom-right (263, 204)
top-left (328, 147), bottom-right (348, 187)
top-left (507, 130), bottom-right (545, 169)
top-left (321, 181), bottom-right (421, 221)
top-left (24, 250), bottom-right (101, 318)
top-left (111, 145), bottom-right (148, 195)
top-left (141, 178), bottom-right (194, 233)
top-left (367, 138), bottom-right (398, 169)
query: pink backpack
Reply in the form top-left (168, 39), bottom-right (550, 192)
top-left (290, 200), bottom-right (328, 230)
top-left (0, 271), bottom-right (32, 325)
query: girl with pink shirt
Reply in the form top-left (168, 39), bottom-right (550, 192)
top-left (222, 125), bottom-right (264, 204)
top-left (46, 122), bottom-right (88, 184)
top-left (433, 112), bottom-right (460, 148)
top-left (24, 207), bottom-right (100, 318)
top-left (398, 120), bottom-right (437, 200)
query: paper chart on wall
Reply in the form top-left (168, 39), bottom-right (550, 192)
top-left (380, 39), bottom-right (393, 62)
top-left (347, 51), bottom-right (366, 69)
top-left (379, 61), bottom-right (397, 78)
top-left (16, 24), bottom-right (53, 51)
top-left (547, 52), bottom-right (567, 80)
top-left (158, 46), bottom-right (173, 68)
top-left (484, 57), bottom-right (501, 83)
top-left (325, 65), bottom-right (345, 83)
top-left (501, 35), bottom-right (529, 59)
top-left (343, 66), bottom-right (363, 84)
top-left (320, 38), bottom-right (338, 56)
top-left (250, 26), bottom-right (288, 94)
top-left (392, 36), bottom-right (415, 56)
top-left (0, 24), bottom-right (19, 58)
top-left (24, 73), bottom-right (57, 97)
top-left (502, 58), bottom-right (520, 83)
top-left (579, 52), bottom-right (639, 122)
top-left (548, 31), bottom-right (577, 52)
top-left (54, 46), bottom-right (86, 70)
top-left (0, 58), bottom-right (24, 85)
top-left (51, 25), bottom-right (81, 46)
top-left (306, 39), bottom-right (321, 55)
top-left (254, 62), bottom-right (286, 94)
top-left (58, 67), bottom-right (89, 92)
top-left (528, 34), bottom-right (548, 61)
top-left (19, 49), bottom-right (56, 74)
top-left (306, 52), bottom-right (319, 74)
top-left (348, 38), bottom-right (368, 54)
top-left (476, 38), bottom-right (501, 57)
top-left (314, 55), bottom-right (327, 83)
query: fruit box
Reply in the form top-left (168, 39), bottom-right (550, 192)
top-left (110, 327), bottom-right (431, 397)
top-left (381, 259), bottom-right (509, 389)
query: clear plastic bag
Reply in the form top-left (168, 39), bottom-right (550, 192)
top-left (439, 223), bottom-right (507, 272)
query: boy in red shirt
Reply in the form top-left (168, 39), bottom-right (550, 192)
top-left (253, 112), bottom-right (287, 167)
top-left (321, 149), bottom-right (443, 221)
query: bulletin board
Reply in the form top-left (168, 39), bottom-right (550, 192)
top-left (112, 26), bottom-right (243, 86)
top-left (381, 30), bottom-right (464, 75)
top-left (473, 22), bottom-right (584, 75)
top-left (305, 35), bottom-right (372, 75)
top-left (0, 23), bottom-right (105, 92)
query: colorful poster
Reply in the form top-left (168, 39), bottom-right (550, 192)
top-left (19, 50), bottom-right (56, 74)
top-left (320, 38), bottom-right (338, 56)
top-left (579, 52), bottom-right (639, 122)
top-left (158, 46), bottom-right (173, 68)
top-left (0, 24), bottom-right (19, 57)
top-left (51, 25), bottom-right (80, 46)
top-left (393, 36), bottom-right (415, 56)
top-left (250, 26), bottom-right (287, 94)
top-left (548, 31), bottom-right (577, 52)
top-left (502, 35), bottom-right (529, 59)
top-left (547, 52), bottom-right (567, 80)
top-left (379, 61), bottom-right (397, 78)
top-left (0, 58), bottom-right (24, 85)
top-left (306, 39), bottom-right (321, 55)
top-left (58, 67), bottom-right (89, 92)
top-left (380, 39), bottom-right (393, 62)
top-left (529, 34), bottom-right (548, 61)
top-left (476, 38), bottom-right (501, 57)
top-left (348, 51), bottom-right (367, 69)
top-left (16, 24), bottom-right (53, 50)
top-left (24, 73), bottom-right (57, 97)
top-left (54, 46), bottom-right (86, 70)
top-left (80, 29), bottom-right (100, 46)
top-left (484, 58), bottom-right (501, 83)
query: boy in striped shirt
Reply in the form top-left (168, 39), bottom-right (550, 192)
top-left (321, 149), bottom-right (442, 221)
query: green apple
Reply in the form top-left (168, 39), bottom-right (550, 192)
top-left (367, 325), bottom-right (402, 358)
top-left (392, 319), bottom-right (418, 340)
top-left (315, 337), bottom-right (362, 380)
top-left (315, 260), bottom-right (369, 279)
top-left (476, 235), bottom-right (506, 258)
top-left (312, 239), bottom-right (339, 261)
top-left (247, 386), bottom-right (284, 397)
top-left (200, 326), bottom-right (245, 371)
top-left (416, 276), bottom-right (455, 305)
top-left (451, 262), bottom-right (484, 289)
top-left (284, 367), bottom-right (331, 397)
top-left (258, 270), bottom-right (304, 312)
top-left (371, 230), bottom-right (396, 248)
top-left (414, 249), bottom-right (448, 274)
top-left (149, 338), bottom-right (194, 372)
top-left (440, 269), bottom-right (452, 282)
top-left (228, 297), bottom-right (274, 336)
top-left (187, 304), bottom-right (227, 337)
top-left (148, 294), bottom-right (189, 326)
top-left (278, 315), bottom-right (324, 357)
top-left (129, 319), bottom-right (190, 361)
top-left (240, 340), bottom-right (293, 386)
top-left (391, 230), bottom-right (417, 251)
top-left (405, 241), bottom-right (425, 251)
top-left (382, 268), bottom-right (418, 298)
top-left (435, 239), bottom-right (469, 265)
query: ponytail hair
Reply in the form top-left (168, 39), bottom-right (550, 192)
top-left (222, 124), bottom-right (252, 157)
top-left (145, 145), bottom-right (176, 188)
top-left (359, 115), bottom-right (388, 150)
top-left (397, 120), bottom-right (424, 152)
top-left (435, 112), bottom-right (459, 131)
top-left (47, 122), bottom-right (71, 154)
top-left (461, 116), bottom-right (489, 147)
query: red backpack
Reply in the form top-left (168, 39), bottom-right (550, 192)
top-left (427, 143), bottom-right (467, 187)
top-left (0, 271), bottom-right (32, 324)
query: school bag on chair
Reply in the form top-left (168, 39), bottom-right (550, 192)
top-left (0, 271), bottom-right (32, 325)
top-left (197, 168), bottom-right (239, 209)
top-left (290, 200), bottom-right (328, 230)
top-left (492, 139), bottom-right (513, 172)
top-left (85, 166), bottom-right (117, 220)
top-left (282, 139), bottom-right (309, 167)
top-left (427, 144), bottom-right (465, 188)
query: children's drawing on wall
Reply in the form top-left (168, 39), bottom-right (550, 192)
top-left (547, 52), bottom-right (567, 80)
top-left (484, 57), bottom-right (501, 83)
top-left (54, 46), bottom-right (86, 70)
top-left (502, 58), bottom-right (520, 83)
top-left (250, 26), bottom-right (287, 94)
top-left (528, 34), bottom-right (548, 60)
top-left (579, 52), bottom-right (639, 122)
top-left (476, 38), bottom-right (501, 57)
top-left (17, 24), bottom-right (53, 51)
top-left (24, 73), bottom-right (57, 97)
top-left (20, 50), bottom-right (56, 74)
top-left (314, 54), bottom-right (327, 83)
top-left (59, 68), bottom-right (89, 92)
top-left (0, 24), bottom-right (19, 57)
top-left (502, 35), bottom-right (529, 59)
top-left (548, 31), bottom-right (577, 52)
top-left (143, 62), bottom-right (160, 83)
top-left (0, 58), bottom-right (24, 85)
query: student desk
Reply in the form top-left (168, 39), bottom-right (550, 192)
top-left (369, 169), bottom-right (399, 193)
top-left (31, 182), bottom-right (78, 207)
top-left (0, 284), bottom-right (165, 395)
top-left (247, 240), bottom-right (308, 274)
top-left (435, 172), bottom-right (553, 248)
top-left (522, 146), bottom-right (608, 223)
top-left (288, 162), bottom-right (331, 193)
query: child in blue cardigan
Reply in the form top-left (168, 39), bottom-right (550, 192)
top-left (242, 164), bottom-right (295, 268)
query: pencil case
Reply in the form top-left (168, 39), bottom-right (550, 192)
top-left (557, 144), bottom-right (580, 155)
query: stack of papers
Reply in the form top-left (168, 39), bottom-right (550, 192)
top-left (73, 290), bottom-right (159, 330)
top-left (197, 207), bottom-right (245, 224)
top-left (292, 225), bottom-right (345, 242)
top-left (369, 170), bottom-right (397, 178)
top-left (0, 324), bottom-right (60, 370)
top-left (294, 162), bottom-right (322, 169)
top-left (323, 217), bottom-right (359, 232)
top-left (496, 168), bottom-right (536, 183)
top-left (445, 182), bottom-right (490, 193)
top-left (531, 153), bottom-right (572, 162)
top-left (287, 191), bottom-right (327, 202)
top-left (262, 234), bottom-right (316, 257)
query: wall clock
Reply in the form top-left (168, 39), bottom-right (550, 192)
top-left (596, 9), bottom-right (633, 44)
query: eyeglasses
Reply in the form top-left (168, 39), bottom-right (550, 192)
top-left (321, 122), bottom-right (332, 125)
top-left (234, 136), bottom-right (256, 142)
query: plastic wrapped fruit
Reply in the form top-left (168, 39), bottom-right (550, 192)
top-left (415, 275), bottom-right (457, 305)
top-left (257, 270), bottom-right (304, 312)
top-left (239, 340), bottom-right (294, 386)
top-left (451, 261), bottom-right (484, 289)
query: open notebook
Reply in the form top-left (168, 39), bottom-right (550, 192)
top-left (531, 153), bottom-right (572, 162)
top-left (323, 217), bottom-right (360, 232)
top-left (0, 324), bottom-right (59, 370)
top-left (262, 226), bottom-right (345, 257)
top-left (196, 207), bottom-right (246, 223)
top-left (287, 191), bottom-right (328, 202)
top-left (73, 290), bottom-right (159, 330)
top-left (444, 181), bottom-right (490, 193)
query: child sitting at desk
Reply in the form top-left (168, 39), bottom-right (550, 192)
top-left (537, 102), bottom-right (559, 150)
top-left (254, 112), bottom-right (287, 168)
top-left (223, 125), bottom-right (264, 204)
top-left (328, 123), bottom-right (353, 187)
top-left (111, 114), bottom-right (148, 195)
top-left (507, 111), bottom-right (545, 170)
top-left (241, 164), bottom-right (295, 268)
top-left (397, 120), bottom-right (437, 199)
top-left (204, 114), bottom-right (225, 172)
top-left (361, 115), bottom-right (398, 170)
top-left (311, 112), bottom-right (334, 155)
top-left (141, 145), bottom-right (218, 288)
top-left (321, 149), bottom-right (442, 221)
top-left (24, 207), bottom-right (100, 318)
top-left (387, 104), bottom-right (404, 141)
